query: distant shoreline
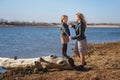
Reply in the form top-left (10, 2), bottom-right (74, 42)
top-left (87, 24), bottom-right (120, 28)
top-left (1, 18), bottom-right (120, 28)
top-left (56, 24), bottom-right (120, 28)
top-left (0, 24), bottom-right (120, 28)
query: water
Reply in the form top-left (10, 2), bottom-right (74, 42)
top-left (86, 28), bottom-right (120, 43)
top-left (0, 66), bottom-right (7, 73)
top-left (0, 27), bottom-right (120, 58)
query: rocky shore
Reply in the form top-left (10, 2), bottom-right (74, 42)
top-left (0, 41), bottom-right (120, 80)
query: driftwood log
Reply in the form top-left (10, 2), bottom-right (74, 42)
top-left (0, 55), bottom-right (75, 70)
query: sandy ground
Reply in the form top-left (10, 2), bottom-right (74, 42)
top-left (0, 41), bottom-right (120, 80)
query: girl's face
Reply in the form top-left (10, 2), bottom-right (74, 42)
top-left (75, 15), bottom-right (81, 22)
top-left (63, 17), bottom-right (68, 23)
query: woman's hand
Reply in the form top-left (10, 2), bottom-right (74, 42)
top-left (69, 36), bottom-right (72, 40)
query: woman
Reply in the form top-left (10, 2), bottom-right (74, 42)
top-left (60, 15), bottom-right (70, 58)
top-left (69, 12), bottom-right (87, 69)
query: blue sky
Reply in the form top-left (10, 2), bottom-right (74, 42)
top-left (0, 0), bottom-right (120, 23)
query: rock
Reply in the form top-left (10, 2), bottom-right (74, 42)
top-left (13, 56), bottom-right (17, 60)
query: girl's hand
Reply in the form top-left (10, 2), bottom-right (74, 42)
top-left (68, 22), bottom-right (74, 27)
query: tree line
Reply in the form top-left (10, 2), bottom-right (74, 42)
top-left (0, 18), bottom-right (120, 27)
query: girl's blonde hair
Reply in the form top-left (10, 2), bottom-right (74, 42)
top-left (61, 15), bottom-right (68, 22)
top-left (76, 12), bottom-right (87, 27)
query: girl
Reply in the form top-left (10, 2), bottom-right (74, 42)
top-left (69, 12), bottom-right (87, 69)
top-left (60, 15), bottom-right (70, 58)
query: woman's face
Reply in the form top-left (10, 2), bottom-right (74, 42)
top-left (75, 15), bottom-right (81, 22)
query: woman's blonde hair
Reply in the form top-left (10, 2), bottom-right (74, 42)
top-left (61, 15), bottom-right (68, 22)
top-left (76, 12), bottom-right (87, 27)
